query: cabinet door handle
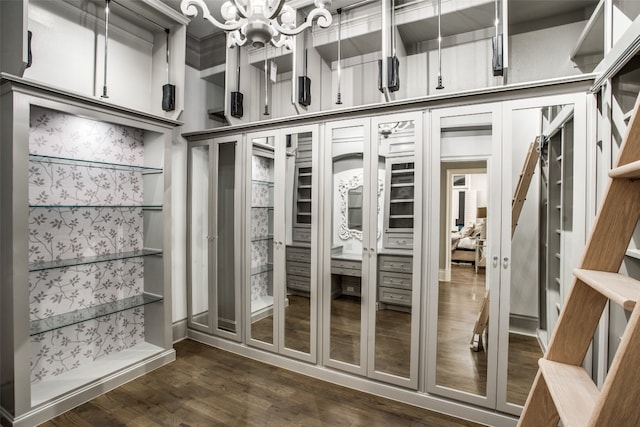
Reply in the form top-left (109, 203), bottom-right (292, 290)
top-left (492, 256), bottom-right (499, 268)
top-left (503, 257), bottom-right (509, 269)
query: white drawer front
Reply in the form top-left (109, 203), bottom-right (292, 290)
top-left (378, 255), bottom-right (412, 274)
top-left (379, 271), bottom-right (412, 290)
top-left (379, 287), bottom-right (411, 307)
top-left (287, 275), bottom-right (310, 291)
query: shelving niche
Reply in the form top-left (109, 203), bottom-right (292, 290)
top-left (0, 74), bottom-right (176, 427)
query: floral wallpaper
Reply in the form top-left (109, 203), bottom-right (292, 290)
top-left (30, 106), bottom-right (145, 166)
top-left (31, 308), bottom-right (145, 384)
top-left (29, 258), bottom-right (144, 320)
top-left (251, 154), bottom-right (274, 304)
top-left (29, 161), bottom-right (143, 206)
top-left (28, 106), bottom-right (151, 384)
top-left (29, 207), bottom-right (143, 264)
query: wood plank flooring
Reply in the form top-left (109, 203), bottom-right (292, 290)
top-left (436, 265), bottom-right (489, 395)
top-left (41, 339), bottom-right (483, 427)
top-left (254, 265), bottom-right (540, 402)
top-left (436, 265), bottom-right (542, 403)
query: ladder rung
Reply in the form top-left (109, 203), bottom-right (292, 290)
top-left (538, 359), bottom-right (599, 427)
top-left (609, 160), bottom-right (640, 179)
top-left (573, 269), bottom-right (640, 311)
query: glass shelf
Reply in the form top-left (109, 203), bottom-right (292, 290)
top-left (252, 206), bottom-right (274, 209)
top-left (29, 205), bottom-right (162, 210)
top-left (391, 169), bottom-right (415, 174)
top-left (30, 292), bottom-right (163, 336)
top-left (29, 248), bottom-right (163, 272)
top-left (29, 154), bottom-right (163, 174)
top-left (251, 235), bottom-right (274, 242)
top-left (252, 179), bottom-right (275, 187)
top-left (251, 264), bottom-right (273, 276)
top-left (390, 198), bottom-right (414, 203)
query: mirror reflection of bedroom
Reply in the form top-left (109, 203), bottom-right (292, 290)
top-left (438, 164), bottom-right (488, 395)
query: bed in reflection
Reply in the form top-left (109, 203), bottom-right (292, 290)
top-left (451, 221), bottom-right (485, 265)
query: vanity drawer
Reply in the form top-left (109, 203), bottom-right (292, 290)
top-left (378, 271), bottom-right (412, 290)
top-left (287, 275), bottom-right (310, 291)
top-left (286, 246), bottom-right (311, 262)
top-left (331, 258), bottom-right (361, 270)
top-left (292, 227), bottom-right (311, 243)
top-left (379, 287), bottom-right (411, 307)
top-left (287, 261), bottom-right (310, 277)
top-left (332, 266), bottom-right (362, 277)
top-left (384, 233), bottom-right (413, 249)
top-left (378, 255), bottom-right (412, 274)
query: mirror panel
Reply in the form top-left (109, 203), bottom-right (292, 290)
top-left (283, 131), bottom-right (314, 356)
top-left (373, 119), bottom-right (417, 381)
top-left (216, 142), bottom-right (237, 334)
top-left (189, 144), bottom-right (210, 330)
top-left (505, 105), bottom-right (572, 406)
top-left (437, 161), bottom-right (489, 396)
top-left (249, 137), bottom-right (276, 345)
top-left (434, 112), bottom-right (495, 399)
top-left (329, 124), bottom-right (366, 367)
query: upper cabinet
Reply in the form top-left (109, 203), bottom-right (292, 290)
top-left (181, 0), bottom-right (606, 126)
top-left (1, 0), bottom-right (189, 120)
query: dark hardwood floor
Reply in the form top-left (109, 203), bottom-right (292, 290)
top-left (254, 265), bottom-right (540, 402)
top-left (41, 339), bottom-right (483, 427)
top-left (436, 264), bottom-right (542, 401)
top-left (436, 265), bottom-right (489, 395)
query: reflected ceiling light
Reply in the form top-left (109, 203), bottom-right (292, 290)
top-left (180, 0), bottom-right (333, 49)
top-left (378, 121), bottom-right (411, 138)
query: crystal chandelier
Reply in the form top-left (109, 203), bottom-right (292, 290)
top-left (180, 0), bottom-right (333, 49)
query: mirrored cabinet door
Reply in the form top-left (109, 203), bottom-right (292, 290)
top-left (367, 113), bottom-right (422, 389)
top-left (187, 138), bottom-right (242, 341)
top-left (496, 94), bottom-right (585, 415)
top-left (279, 125), bottom-right (319, 363)
top-left (427, 104), bottom-right (502, 409)
top-left (212, 138), bottom-right (243, 340)
top-left (247, 133), bottom-right (279, 350)
top-left (323, 119), bottom-right (370, 375)
top-left (187, 142), bottom-right (212, 333)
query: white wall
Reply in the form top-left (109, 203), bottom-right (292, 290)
top-left (509, 21), bottom-right (585, 84)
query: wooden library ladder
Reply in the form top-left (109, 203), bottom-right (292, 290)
top-left (470, 137), bottom-right (541, 351)
top-left (518, 94), bottom-right (640, 426)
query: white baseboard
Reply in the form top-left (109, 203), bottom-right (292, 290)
top-left (173, 318), bottom-right (188, 342)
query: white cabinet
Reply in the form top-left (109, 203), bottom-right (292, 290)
top-left (0, 75), bottom-right (176, 427)
top-left (1, 0), bottom-right (188, 119)
top-left (245, 126), bottom-right (320, 363)
top-left (187, 136), bottom-right (243, 342)
top-left (323, 113), bottom-right (422, 388)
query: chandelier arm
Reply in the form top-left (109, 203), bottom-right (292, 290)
top-left (271, 34), bottom-right (292, 49)
top-left (227, 30), bottom-right (248, 48)
top-left (265, 0), bottom-right (286, 20)
top-left (181, 0), bottom-right (243, 31)
top-left (231, 0), bottom-right (248, 19)
top-left (273, 8), bottom-right (332, 36)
